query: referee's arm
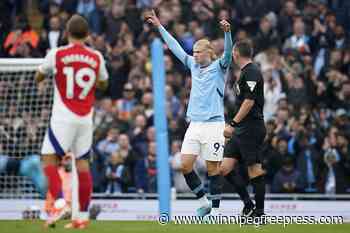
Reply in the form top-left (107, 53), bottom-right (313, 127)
top-left (224, 98), bottom-right (254, 139)
top-left (229, 69), bottom-right (258, 127)
top-left (224, 94), bottom-right (255, 138)
top-left (232, 99), bottom-right (254, 123)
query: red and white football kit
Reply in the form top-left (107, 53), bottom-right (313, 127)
top-left (39, 43), bottom-right (108, 158)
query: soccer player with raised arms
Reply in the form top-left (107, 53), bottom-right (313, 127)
top-left (35, 14), bottom-right (108, 228)
top-left (147, 10), bottom-right (232, 217)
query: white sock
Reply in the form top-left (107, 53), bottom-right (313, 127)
top-left (199, 196), bottom-right (210, 207)
top-left (211, 208), bottom-right (220, 215)
top-left (79, 212), bottom-right (89, 221)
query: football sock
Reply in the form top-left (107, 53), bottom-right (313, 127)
top-left (224, 170), bottom-right (254, 207)
top-left (199, 196), bottom-right (210, 207)
top-left (78, 170), bottom-right (93, 212)
top-left (208, 175), bottom-right (222, 209)
top-left (251, 175), bottom-right (265, 212)
top-left (183, 170), bottom-right (206, 199)
top-left (44, 164), bottom-right (63, 200)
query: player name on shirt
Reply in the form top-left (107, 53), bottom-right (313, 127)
top-left (61, 54), bottom-right (97, 69)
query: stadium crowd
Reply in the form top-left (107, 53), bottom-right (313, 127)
top-left (0, 0), bottom-right (350, 195)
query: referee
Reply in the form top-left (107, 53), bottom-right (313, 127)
top-left (220, 40), bottom-right (266, 218)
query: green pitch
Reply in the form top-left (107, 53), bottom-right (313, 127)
top-left (0, 221), bottom-right (349, 233)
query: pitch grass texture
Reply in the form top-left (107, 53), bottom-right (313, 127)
top-left (0, 220), bottom-right (349, 233)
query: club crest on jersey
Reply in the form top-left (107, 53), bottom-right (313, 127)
top-left (247, 81), bottom-right (257, 92)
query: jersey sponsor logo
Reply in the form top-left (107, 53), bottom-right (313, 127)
top-left (246, 81), bottom-right (257, 92)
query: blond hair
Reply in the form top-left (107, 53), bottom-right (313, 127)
top-left (193, 39), bottom-right (217, 60)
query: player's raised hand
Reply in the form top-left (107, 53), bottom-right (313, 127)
top-left (220, 20), bottom-right (231, 32)
top-left (145, 10), bottom-right (161, 27)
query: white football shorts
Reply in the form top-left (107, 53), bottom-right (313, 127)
top-left (41, 119), bottom-right (93, 159)
top-left (180, 121), bottom-right (225, 161)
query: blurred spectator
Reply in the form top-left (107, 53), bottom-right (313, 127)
top-left (96, 127), bottom-right (119, 164)
top-left (129, 114), bottom-right (148, 157)
top-left (91, 34), bottom-right (111, 55)
top-left (283, 19), bottom-right (310, 54)
top-left (108, 53), bottom-right (131, 100)
top-left (334, 25), bottom-right (349, 49)
top-left (40, 2), bottom-right (62, 31)
top-left (146, 141), bottom-right (157, 193)
top-left (169, 140), bottom-right (187, 192)
top-left (319, 148), bottom-right (346, 194)
top-left (89, 0), bottom-right (107, 35)
top-left (272, 157), bottom-right (305, 193)
top-left (0, 1), bottom-right (18, 56)
top-left (104, 3), bottom-right (126, 44)
top-left (141, 91), bottom-right (153, 121)
top-left (286, 76), bottom-right (310, 107)
top-left (254, 16), bottom-right (281, 54)
top-left (116, 83), bottom-right (137, 122)
top-left (76, 0), bottom-right (96, 25)
top-left (293, 130), bottom-right (321, 193)
top-left (117, 134), bottom-right (137, 190)
top-left (263, 70), bottom-right (285, 120)
top-left (166, 85), bottom-right (181, 120)
top-left (3, 18), bottom-right (39, 57)
top-left (38, 16), bottom-right (64, 53)
top-left (278, 0), bottom-right (298, 40)
top-left (265, 136), bottom-right (294, 185)
top-left (94, 98), bottom-right (114, 134)
top-left (105, 151), bottom-right (126, 194)
top-left (236, 0), bottom-right (266, 35)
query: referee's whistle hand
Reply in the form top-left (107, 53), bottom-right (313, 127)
top-left (223, 125), bottom-right (234, 138)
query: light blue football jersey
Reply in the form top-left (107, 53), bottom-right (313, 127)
top-left (158, 26), bottom-right (232, 122)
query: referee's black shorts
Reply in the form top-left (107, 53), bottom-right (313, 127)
top-left (223, 120), bottom-right (266, 166)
